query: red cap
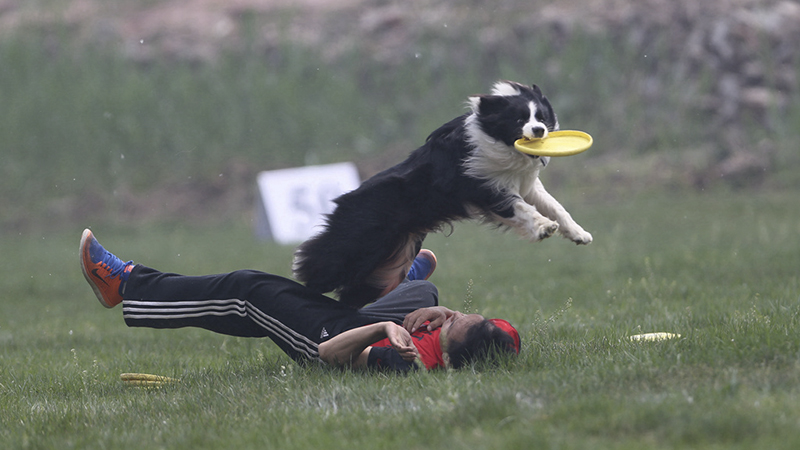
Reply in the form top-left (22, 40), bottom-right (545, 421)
top-left (488, 318), bottom-right (520, 354)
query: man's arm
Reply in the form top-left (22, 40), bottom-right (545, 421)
top-left (318, 322), bottom-right (419, 368)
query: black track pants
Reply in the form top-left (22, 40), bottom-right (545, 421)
top-left (121, 265), bottom-right (438, 364)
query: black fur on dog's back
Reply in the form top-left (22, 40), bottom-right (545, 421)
top-left (294, 116), bottom-right (515, 304)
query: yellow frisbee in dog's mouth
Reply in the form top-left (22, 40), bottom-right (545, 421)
top-left (514, 130), bottom-right (593, 157)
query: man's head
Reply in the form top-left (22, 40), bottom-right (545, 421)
top-left (440, 312), bottom-right (520, 369)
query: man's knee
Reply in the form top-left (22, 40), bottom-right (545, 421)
top-left (420, 281), bottom-right (439, 305)
top-left (400, 280), bottom-right (439, 307)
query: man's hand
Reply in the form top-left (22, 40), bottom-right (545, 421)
top-left (403, 306), bottom-right (456, 333)
top-left (385, 323), bottom-right (419, 362)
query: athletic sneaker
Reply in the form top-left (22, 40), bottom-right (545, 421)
top-left (407, 249), bottom-right (437, 281)
top-left (79, 229), bottom-right (133, 308)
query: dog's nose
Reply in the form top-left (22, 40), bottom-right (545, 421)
top-left (531, 126), bottom-right (546, 138)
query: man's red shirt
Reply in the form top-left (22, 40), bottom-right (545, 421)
top-left (368, 325), bottom-right (445, 371)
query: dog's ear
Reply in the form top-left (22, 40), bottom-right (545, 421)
top-left (470, 95), bottom-right (510, 116)
top-left (531, 84), bottom-right (543, 95)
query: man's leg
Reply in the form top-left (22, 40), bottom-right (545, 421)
top-left (122, 266), bottom-right (378, 363)
top-left (81, 229), bottom-right (373, 364)
top-left (358, 249), bottom-right (439, 322)
top-left (122, 267), bottom-right (308, 335)
top-left (358, 280), bottom-right (438, 322)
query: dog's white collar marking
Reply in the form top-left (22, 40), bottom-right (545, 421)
top-left (462, 113), bottom-right (545, 194)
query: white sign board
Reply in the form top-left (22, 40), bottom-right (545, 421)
top-left (254, 162), bottom-right (360, 244)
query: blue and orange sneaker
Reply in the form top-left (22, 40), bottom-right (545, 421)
top-left (79, 229), bottom-right (133, 308)
top-left (407, 249), bottom-right (437, 281)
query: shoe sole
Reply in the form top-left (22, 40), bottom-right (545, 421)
top-left (80, 228), bottom-right (116, 308)
top-left (418, 249), bottom-right (437, 280)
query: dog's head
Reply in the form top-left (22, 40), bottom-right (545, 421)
top-left (467, 81), bottom-right (559, 147)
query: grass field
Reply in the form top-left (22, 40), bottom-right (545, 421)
top-left (2, 2), bottom-right (799, 447)
top-left (2, 188), bottom-right (799, 449)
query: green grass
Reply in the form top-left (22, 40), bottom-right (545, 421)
top-left (2, 189), bottom-right (799, 449)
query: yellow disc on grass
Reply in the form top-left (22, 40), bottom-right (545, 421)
top-left (120, 373), bottom-right (180, 387)
top-left (629, 332), bottom-right (681, 342)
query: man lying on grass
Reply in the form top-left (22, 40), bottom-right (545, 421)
top-left (79, 229), bottom-right (519, 372)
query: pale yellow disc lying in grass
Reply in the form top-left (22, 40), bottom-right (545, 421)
top-left (120, 373), bottom-right (180, 387)
top-left (629, 332), bottom-right (681, 342)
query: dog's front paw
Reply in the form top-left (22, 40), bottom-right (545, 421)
top-left (573, 230), bottom-right (592, 245)
top-left (561, 227), bottom-right (592, 245)
top-left (532, 220), bottom-right (559, 242)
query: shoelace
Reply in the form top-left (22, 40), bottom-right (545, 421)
top-left (97, 246), bottom-right (132, 280)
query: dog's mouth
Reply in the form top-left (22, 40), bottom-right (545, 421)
top-left (516, 137), bottom-right (540, 157)
top-left (518, 137), bottom-right (542, 144)
top-left (520, 128), bottom-right (550, 141)
top-left (514, 136), bottom-right (548, 165)
top-left (524, 153), bottom-right (542, 161)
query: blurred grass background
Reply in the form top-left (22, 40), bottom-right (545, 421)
top-left (1, 0), bottom-right (798, 233)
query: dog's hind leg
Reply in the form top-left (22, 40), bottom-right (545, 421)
top-left (525, 178), bottom-right (592, 245)
top-left (338, 233), bottom-right (425, 308)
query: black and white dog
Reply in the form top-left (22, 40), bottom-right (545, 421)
top-left (293, 81), bottom-right (592, 307)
